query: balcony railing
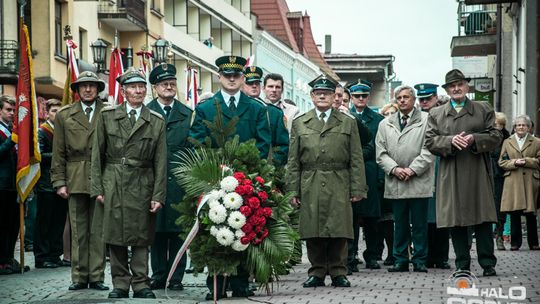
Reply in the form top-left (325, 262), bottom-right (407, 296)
top-left (98, 0), bottom-right (146, 26)
top-left (457, 0), bottom-right (497, 36)
top-left (0, 40), bottom-right (18, 74)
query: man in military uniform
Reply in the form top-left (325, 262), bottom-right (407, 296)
top-left (415, 83), bottom-right (451, 270)
top-left (147, 63), bottom-right (192, 291)
top-left (34, 99), bottom-right (69, 269)
top-left (51, 72), bottom-right (108, 290)
top-left (189, 55), bottom-right (270, 300)
top-left (347, 80), bottom-right (384, 271)
top-left (91, 68), bottom-right (167, 298)
top-left (242, 65), bottom-right (289, 166)
top-left (263, 73), bottom-right (299, 132)
top-left (287, 75), bottom-right (367, 288)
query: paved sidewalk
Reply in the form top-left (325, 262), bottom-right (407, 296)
top-left (1, 241), bottom-right (539, 304)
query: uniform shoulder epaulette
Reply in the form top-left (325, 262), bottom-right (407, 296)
top-left (57, 104), bottom-right (73, 113)
top-left (148, 108), bottom-right (165, 121)
top-left (101, 105), bottom-right (116, 112)
top-left (293, 112), bottom-right (307, 121)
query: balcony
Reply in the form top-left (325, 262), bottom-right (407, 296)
top-left (98, 0), bottom-right (147, 31)
top-left (450, 1), bottom-right (497, 57)
top-left (464, 0), bottom-right (517, 4)
top-left (0, 40), bottom-right (18, 84)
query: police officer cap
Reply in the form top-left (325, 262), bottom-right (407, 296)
top-left (149, 63), bottom-right (177, 85)
top-left (414, 83), bottom-right (439, 99)
top-left (308, 75), bottom-right (338, 91)
top-left (244, 66), bottom-right (263, 84)
top-left (116, 67), bottom-right (146, 85)
top-left (348, 79), bottom-right (372, 94)
top-left (215, 55), bottom-right (247, 75)
top-left (70, 71), bottom-right (105, 93)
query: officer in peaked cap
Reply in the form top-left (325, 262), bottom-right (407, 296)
top-left (147, 63), bottom-right (193, 291)
top-left (415, 83), bottom-right (439, 112)
top-left (116, 67), bottom-right (146, 85)
top-left (215, 55), bottom-right (247, 74)
top-left (242, 66), bottom-right (289, 166)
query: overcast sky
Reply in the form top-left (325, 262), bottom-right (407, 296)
top-left (286, 0), bottom-right (459, 93)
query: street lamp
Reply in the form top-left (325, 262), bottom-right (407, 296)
top-left (152, 38), bottom-right (170, 65)
top-left (90, 38), bottom-right (108, 72)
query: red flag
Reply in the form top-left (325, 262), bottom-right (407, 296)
top-left (61, 40), bottom-right (80, 105)
top-left (185, 67), bottom-right (198, 109)
top-left (108, 48), bottom-right (124, 105)
top-left (12, 19), bottom-right (41, 202)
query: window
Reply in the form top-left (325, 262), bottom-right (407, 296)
top-left (79, 28), bottom-right (87, 60)
top-left (54, 1), bottom-right (63, 57)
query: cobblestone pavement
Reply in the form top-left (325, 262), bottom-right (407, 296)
top-left (1, 240), bottom-right (539, 304)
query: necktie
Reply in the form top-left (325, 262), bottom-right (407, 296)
top-left (85, 107), bottom-right (93, 121)
top-left (129, 109), bottom-right (137, 127)
top-left (228, 96), bottom-right (236, 112)
top-left (455, 104), bottom-right (463, 113)
top-left (401, 115), bottom-right (409, 129)
top-left (164, 105), bottom-right (172, 118)
top-left (319, 112), bottom-right (327, 124)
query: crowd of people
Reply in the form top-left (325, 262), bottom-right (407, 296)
top-left (0, 54), bottom-right (539, 300)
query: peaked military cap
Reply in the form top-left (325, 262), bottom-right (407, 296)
top-left (308, 74), bottom-right (338, 91)
top-left (442, 69), bottom-right (471, 88)
top-left (149, 63), bottom-right (177, 85)
top-left (348, 79), bottom-right (372, 94)
top-left (414, 83), bottom-right (439, 98)
top-left (70, 71), bottom-right (105, 92)
top-left (244, 66), bottom-right (263, 84)
top-left (116, 67), bottom-right (146, 85)
top-left (215, 55), bottom-right (247, 74)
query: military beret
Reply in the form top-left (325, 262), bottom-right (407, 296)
top-left (215, 55), bottom-right (247, 74)
top-left (149, 63), bottom-right (177, 85)
top-left (308, 74), bottom-right (338, 91)
top-left (116, 67), bottom-right (146, 85)
top-left (244, 66), bottom-right (263, 84)
top-left (414, 83), bottom-right (439, 99)
top-left (70, 71), bottom-right (105, 93)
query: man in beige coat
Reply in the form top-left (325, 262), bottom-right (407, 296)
top-left (51, 72), bottom-right (108, 291)
top-left (376, 85), bottom-right (434, 273)
top-left (263, 73), bottom-right (299, 132)
top-left (425, 69), bottom-right (502, 276)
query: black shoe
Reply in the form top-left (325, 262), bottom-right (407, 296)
top-left (347, 268), bottom-right (352, 275)
top-left (89, 282), bottom-right (109, 290)
top-left (331, 275), bottom-right (351, 287)
top-left (68, 282), bottom-right (88, 290)
top-left (365, 261), bottom-right (381, 269)
top-left (185, 267), bottom-right (194, 274)
top-left (483, 266), bottom-right (496, 277)
top-left (108, 288), bottom-right (129, 298)
top-left (348, 263), bottom-right (359, 272)
top-left (133, 288), bottom-right (156, 299)
top-left (456, 266), bottom-right (470, 272)
top-left (168, 282), bottom-right (184, 291)
top-left (302, 276), bottom-right (325, 288)
top-left (58, 259), bottom-right (71, 267)
top-left (150, 279), bottom-right (166, 290)
top-left (35, 261), bottom-right (58, 269)
top-left (436, 262), bottom-right (451, 269)
top-left (413, 264), bottom-right (428, 273)
top-left (205, 292), bottom-right (227, 300)
top-left (383, 258), bottom-right (395, 266)
top-left (388, 264), bottom-right (409, 272)
top-left (232, 288), bottom-right (255, 297)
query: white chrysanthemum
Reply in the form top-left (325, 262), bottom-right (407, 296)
top-left (231, 239), bottom-right (249, 251)
top-left (235, 229), bottom-right (245, 239)
top-left (208, 199), bottom-right (221, 209)
top-left (207, 189), bottom-right (225, 201)
top-left (223, 192), bottom-right (243, 210)
top-left (210, 225), bottom-right (219, 236)
top-left (208, 204), bottom-right (227, 224)
top-left (215, 227), bottom-right (235, 246)
top-left (220, 176), bottom-right (239, 192)
top-left (227, 211), bottom-right (246, 229)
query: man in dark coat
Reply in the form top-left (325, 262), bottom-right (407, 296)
top-left (189, 55), bottom-right (271, 300)
top-left (425, 69), bottom-right (502, 277)
top-left (34, 99), bottom-right (68, 269)
top-left (0, 95), bottom-right (18, 275)
top-left (348, 80), bottom-right (384, 271)
top-left (146, 63), bottom-right (192, 291)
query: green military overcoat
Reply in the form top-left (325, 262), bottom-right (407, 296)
top-left (189, 91), bottom-right (271, 158)
top-left (147, 99), bottom-right (193, 232)
top-left (51, 101), bottom-right (105, 193)
top-left (254, 97), bottom-right (289, 166)
top-left (91, 103), bottom-right (167, 246)
top-left (287, 109), bottom-right (368, 239)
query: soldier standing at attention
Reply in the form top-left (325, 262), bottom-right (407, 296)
top-left (147, 63), bottom-right (193, 291)
top-left (91, 68), bottom-right (167, 298)
top-left (51, 72), bottom-right (108, 291)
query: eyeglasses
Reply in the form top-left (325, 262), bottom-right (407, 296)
top-left (352, 94), bottom-right (369, 99)
top-left (158, 81), bottom-right (177, 88)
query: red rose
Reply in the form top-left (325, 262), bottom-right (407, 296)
top-left (261, 228), bottom-right (269, 239)
top-left (259, 217), bottom-right (267, 227)
top-left (244, 185), bottom-right (254, 194)
top-left (254, 225), bottom-right (262, 233)
top-left (241, 223), bottom-right (253, 233)
top-left (257, 191), bottom-right (268, 202)
top-left (240, 236), bottom-right (250, 245)
top-left (233, 172), bottom-right (246, 181)
top-left (240, 205), bottom-right (252, 217)
top-left (255, 176), bottom-right (265, 185)
top-left (247, 231), bottom-right (257, 240)
top-left (253, 238), bottom-right (262, 245)
top-left (248, 216), bottom-right (258, 226)
top-left (248, 197), bottom-right (260, 209)
top-left (254, 208), bottom-right (264, 217)
top-left (235, 185), bottom-right (246, 196)
top-left (262, 207), bottom-right (272, 217)
top-left (242, 179), bottom-right (252, 186)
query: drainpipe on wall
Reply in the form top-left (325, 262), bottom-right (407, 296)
top-left (384, 56), bottom-right (396, 103)
top-left (495, 4), bottom-right (502, 112)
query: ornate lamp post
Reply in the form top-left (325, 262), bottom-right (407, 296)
top-left (90, 38), bottom-right (108, 72)
top-left (152, 38), bottom-right (170, 65)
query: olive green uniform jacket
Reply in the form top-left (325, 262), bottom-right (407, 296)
top-left (51, 101), bottom-right (105, 193)
top-left (189, 91), bottom-right (271, 158)
top-left (147, 99), bottom-right (193, 232)
top-left (91, 104), bottom-right (167, 246)
top-left (286, 109), bottom-right (368, 239)
top-left (255, 97), bottom-right (289, 166)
